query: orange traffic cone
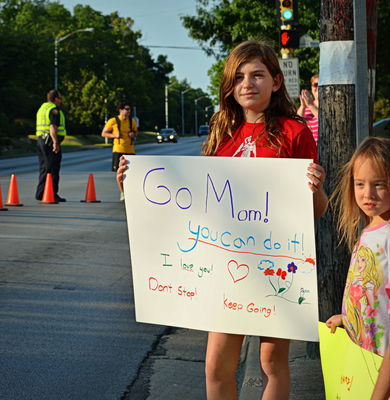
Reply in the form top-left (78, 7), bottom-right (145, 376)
top-left (80, 173), bottom-right (101, 203)
top-left (0, 182), bottom-right (8, 211)
top-left (5, 174), bottom-right (23, 206)
top-left (41, 173), bottom-right (58, 204)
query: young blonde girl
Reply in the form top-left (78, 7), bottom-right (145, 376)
top-left (326, 137), bottom-right (390, 400)
top-left (204, 40), bottom-right (328, 400)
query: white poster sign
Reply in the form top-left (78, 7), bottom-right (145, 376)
top-left (124, 156), bottom-right (319, 341)
top-left (319, 41), bottom-right (356, 85)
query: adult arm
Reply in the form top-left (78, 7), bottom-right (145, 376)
top-left (302, 90), bottom-right (319, 119)
top-left (297, 90), bottom-right (307, 117)
top-left (101, 119), bottom-right (120, 139)
top-left (49, 108), bottom-right (60, 154)
top-left (306, 103), bottom-right (318, 119)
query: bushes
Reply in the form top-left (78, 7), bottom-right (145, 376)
top-left (374, 98), bottom-right (390, 122)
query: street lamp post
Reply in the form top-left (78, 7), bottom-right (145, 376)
top-left (164, 83), bottom-right (175, 129)
top-left (103, 62), bottom-right (108, 144)
top-left (194, 96), bottom-right (206, 135)
top-left (54, 27), bottom-right (94, 90)
top-left (164, 84), bottom-right (169, 128)
top-left (205, 104), bottom-right (214, 124)
top-left (165, 83), bottom-right (179, 129)
top-left (181, 88), bottom-right (192, 135)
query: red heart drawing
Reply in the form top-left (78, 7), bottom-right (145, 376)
top-left (227, 260), bottom-right (249, 283)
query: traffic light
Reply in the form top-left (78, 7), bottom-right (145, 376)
top-left (280, 29), bottom-right (299, 49)
top-left (276, 0), bottom-right (298, 25)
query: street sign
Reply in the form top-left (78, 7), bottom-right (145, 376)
top-left (299, 34), bottom-right (320, 48)
top-left (278, 58), bottom-right (300, 98)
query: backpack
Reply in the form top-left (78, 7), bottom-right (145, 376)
top-left (115, 116), bottom-right (134, 145)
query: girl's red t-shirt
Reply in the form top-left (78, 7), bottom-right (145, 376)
top-left (215, 117), bottom-right (318, 163)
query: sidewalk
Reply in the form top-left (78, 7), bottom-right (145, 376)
top-left (239, 336), bottom-right (325, 399)
top-left (145, 329), bottom-right (325, 399)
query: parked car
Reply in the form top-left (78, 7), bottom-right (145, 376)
top-left (373, 118), bottom-right (390, 138)
top-left (198, 125), bottom-right (209, 136)
top-left (156, 128), bottom-right (178, 143)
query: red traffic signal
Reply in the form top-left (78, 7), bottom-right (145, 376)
top-left (280, 29), bottom-right (299, 49)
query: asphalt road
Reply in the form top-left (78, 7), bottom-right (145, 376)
top-left (0, 137), bottom-right (207, 400)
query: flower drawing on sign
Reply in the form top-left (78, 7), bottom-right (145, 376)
top-left (276, 268), bottom-right (287, 280)
top-left (287, 262), bottom-right (298, 273)
top-left (298, 287), bottom-right (306, 305)
top-left (259, 260), bottom-right (308, 304)
top-left (264, 268), bottom-right (275, 276)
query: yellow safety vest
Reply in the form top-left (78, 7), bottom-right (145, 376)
top-left (36, 102), bottom-right (66, 137)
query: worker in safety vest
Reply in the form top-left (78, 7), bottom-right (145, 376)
top-left (35, 89), bottom-right (67, 202)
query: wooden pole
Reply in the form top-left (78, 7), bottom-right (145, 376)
top-left (307, 0), bottom-right (357, 359)
top-left (354, 0), bottom-right (369, 144)
top-left (366, 0), bottom-right (379, 133)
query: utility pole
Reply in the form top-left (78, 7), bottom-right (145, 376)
top-left (194, 96), bottom-right (206, 135)
top-left (316, 0), bottom-right (356, 334)
top-left (165, 84), bottom-right (169, 129)
top-left (181, 89), bottom-right (192, 135)
top-left (365, 0), bottom-right (378, 134)
top-left (205, 105), bottom-right (214, 123)
top-left (354, 0), bottom-right (369, 143)
top-left (53, 27), bottom-right (93, 90)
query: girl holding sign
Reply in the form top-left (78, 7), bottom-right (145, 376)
top-left (326, 137), bottom-right (390, 400)
top-left (116, 40), bottom-right (328, 400)
top-left (202, 40), bottom-right (327, 400)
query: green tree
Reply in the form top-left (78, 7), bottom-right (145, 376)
top-left (182, 0), bottom-right (389, 119)
top-left (181, 0), bottom-right (321, 95)
top-left (64, 69), bottom-right (119, 127)
top-left (0, 0), bottom-right (204, 141)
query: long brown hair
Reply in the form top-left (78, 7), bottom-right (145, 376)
top-left (330, 137), bottom-right (390, 250)
top-left (203, 40), bottom-right (301, 156)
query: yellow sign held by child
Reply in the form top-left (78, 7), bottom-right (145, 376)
top-left (319, 322), bottom-right (382, 399)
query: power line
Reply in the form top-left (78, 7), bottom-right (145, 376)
top-left (146, 45), bottom-right (203, 50)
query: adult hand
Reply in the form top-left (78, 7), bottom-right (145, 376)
top-left (307, 162), bottom-right (325, 193)
top-left (302, 89), bottom-right (314, 106)
top-left (325, 314), bottom-right (343, 333)
top-left (299, 90), bottom-right (307, 107)
top-left (52, 142), bottom-right (60, 154)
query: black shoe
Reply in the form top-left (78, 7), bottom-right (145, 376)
top-left (54, 196), bottom-right (66, 202)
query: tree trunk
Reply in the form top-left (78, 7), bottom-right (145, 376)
top-left (307, 0), bottom-right (356, 359)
